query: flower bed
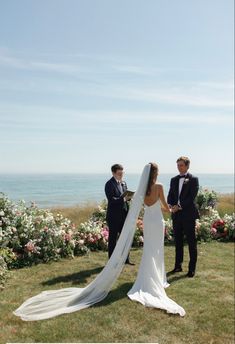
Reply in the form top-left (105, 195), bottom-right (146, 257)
top-left (0, 190), bottom-right (234, 289)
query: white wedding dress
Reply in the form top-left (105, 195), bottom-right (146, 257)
top-left (127, 200), bottom-right (185, 316)
top-left (13, 164), bottom-right (185, 321)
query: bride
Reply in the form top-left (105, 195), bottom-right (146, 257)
top-left (127, 163), bottom-right (185, 316)
top-left (13, 163), bottom-right (185, 321)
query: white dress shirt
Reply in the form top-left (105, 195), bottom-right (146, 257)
top-left (178, 175), bottom-right (186, 206)
top-left (115, 178), bottom-right (123, 194)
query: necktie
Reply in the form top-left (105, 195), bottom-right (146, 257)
top-left (117, 181), bottom-right (123, 193)
top-left (118, 181), bottom-right (128, 212)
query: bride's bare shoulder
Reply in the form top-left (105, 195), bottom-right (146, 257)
top-left (155, 183), bottom-right (163, 188)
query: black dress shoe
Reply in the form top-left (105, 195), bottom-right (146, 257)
top-left (125, 261), bottom-right (135, 265)
top-left (169, 267), bottom-right (183, 274)
top-left (186, 271), bottom-right (195, 278)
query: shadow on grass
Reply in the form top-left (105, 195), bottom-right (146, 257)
top-left (94, 282), bottom-right (184, 319)
top-left (166, 272), bottom-right (188, 284)
top-left (94, 282), bottom-right (133, 308)
top-left (41, 266), bottom-right (103, 286)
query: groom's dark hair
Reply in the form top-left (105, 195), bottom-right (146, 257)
top-left (111, 164), bottom-right (124, 173)
top-left (177, 156), bottom-right (190, 166)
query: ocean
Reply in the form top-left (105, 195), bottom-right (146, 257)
top-left (0, 173), bottom-right (234, 209)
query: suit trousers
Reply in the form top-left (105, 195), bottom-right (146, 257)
top-left (108, 215), bottom-right (128, 260)
top-left (173, 215), bottom-right (197, 272)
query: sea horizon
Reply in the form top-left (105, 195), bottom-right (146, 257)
top-left (0, 173), bottom-right (234, 209)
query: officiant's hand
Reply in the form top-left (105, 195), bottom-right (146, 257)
top-left (125, 196), bottom-right (132, 202)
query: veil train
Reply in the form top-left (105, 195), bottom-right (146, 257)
top-left (13, 164), bottom-right (151, 321)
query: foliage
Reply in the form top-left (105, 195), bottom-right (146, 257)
top-left (196, 188), bottom-right (218, 211)
top-left (0, 191), bottom-right (234, 290)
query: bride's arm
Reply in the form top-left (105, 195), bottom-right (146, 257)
top-left (158, 184), bottom-right (171, 213)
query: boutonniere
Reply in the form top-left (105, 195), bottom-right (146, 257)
top-left (183, 178), bottom-right (190, 184)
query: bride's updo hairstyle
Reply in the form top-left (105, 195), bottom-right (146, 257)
top-left (146, 163), bottom-right (159, 196)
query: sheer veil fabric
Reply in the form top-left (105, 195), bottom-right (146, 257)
top-left (13, 164), bottom-right (151, 321)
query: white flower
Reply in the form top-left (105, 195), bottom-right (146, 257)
top-left (0, 211), bottom-right (5, 216)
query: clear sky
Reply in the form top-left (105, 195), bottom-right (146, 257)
top-left (0, 0), bottom-right (234, 174)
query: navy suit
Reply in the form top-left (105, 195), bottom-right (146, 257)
top-left (105, 177), bottom-right (129, 258)
top-left (167, 173), bottom-right (199, 272)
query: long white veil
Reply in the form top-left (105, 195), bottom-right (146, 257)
top-left (13, 164), bottom-right (151, 321)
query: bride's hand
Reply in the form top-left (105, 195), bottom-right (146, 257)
top-left (161, 207), bottom-right (171, 213)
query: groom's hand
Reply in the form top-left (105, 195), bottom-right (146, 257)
top-left (172, 205), bottom-right (181, 213)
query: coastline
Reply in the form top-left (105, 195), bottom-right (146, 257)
top-left (1, 173), bottom-right (234, 209)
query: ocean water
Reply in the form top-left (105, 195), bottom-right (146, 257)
top-left (0, 173), bottom-right (234, 209)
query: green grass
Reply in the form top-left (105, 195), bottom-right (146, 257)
top-left (0, 242), bottom-right (234, 344)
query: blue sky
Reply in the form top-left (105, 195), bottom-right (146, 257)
top-left (0, 0), bottom-right (234, 174)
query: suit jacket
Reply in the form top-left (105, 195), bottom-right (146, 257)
top-left (167, 173), bottom-right (199, 220)
top-left (105, 177), bottom-right (128, 225)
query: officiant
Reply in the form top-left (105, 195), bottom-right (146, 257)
top-left (105, 164), bottom-right (134, 265)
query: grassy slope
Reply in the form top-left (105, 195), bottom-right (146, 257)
top-left (0, 242), bottom-right (234, 344)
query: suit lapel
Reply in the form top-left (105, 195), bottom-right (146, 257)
top-left (174, 177), bottom-right (180, 199)
top-left (111, 177), bottom-right (122, 195)
top-left (180, 173), bottom-right (192, 199)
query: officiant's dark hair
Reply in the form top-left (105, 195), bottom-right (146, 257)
top-left (146, 163), bottom-right (159, 196)
top-left (111, 164), bottom-right (124, 173)
top-left (177, 156), bottom-right (190, 167)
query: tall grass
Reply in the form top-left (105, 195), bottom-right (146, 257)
top-left (50, 194), bottom-right (234, 226)
top-left (51, 202), bottom-right (98, 226)
top-left (216, 193), bottom-right (234, 216)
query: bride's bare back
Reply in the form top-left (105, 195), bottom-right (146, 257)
top-left (144, 184), bottom-right (170, 212)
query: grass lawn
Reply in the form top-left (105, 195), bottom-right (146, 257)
top-left (0, 242), bottom-right (234, 344)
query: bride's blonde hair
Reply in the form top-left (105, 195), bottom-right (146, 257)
top-left (146, 163), bottom-right (159, 196)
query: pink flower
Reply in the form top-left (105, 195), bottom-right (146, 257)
top-left (64, 233), bottom-right (72, 241)
top-left (25, 241), bottom-right (36, 253)
top-left (211, 227), bottom-right (217, 236)
top-left (137, 219), bottom-right (144, 230)
top-left (195, 222), bottom-right (201, 233)
top-left (101, 229), bottom-right (109, 240)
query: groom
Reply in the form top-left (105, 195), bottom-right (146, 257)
top-left (167, 156), bottom-right (199, 277)
top-left (105, 163), bottom-right (134, 265)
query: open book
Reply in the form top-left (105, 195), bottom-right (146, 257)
top-left (121, 190), bottom-right (135, 198)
